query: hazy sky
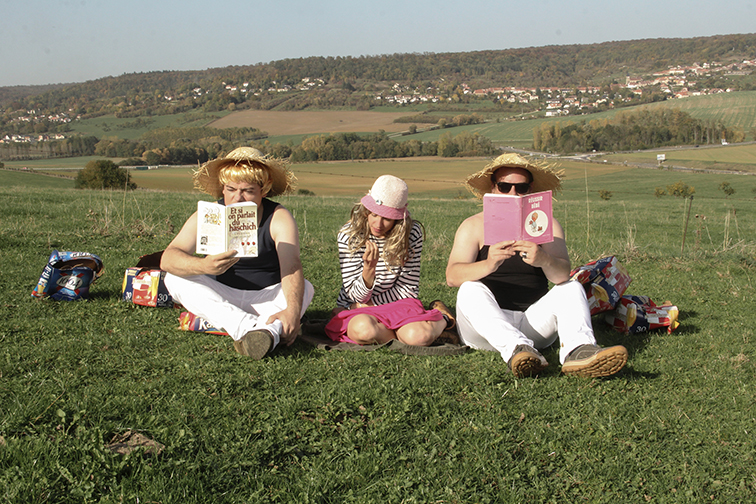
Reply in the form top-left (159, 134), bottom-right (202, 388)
top-left (2, 0), bottom-right (754, 87)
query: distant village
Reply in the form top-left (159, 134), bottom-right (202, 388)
top-left (2, 57), bottom-right (754, 146)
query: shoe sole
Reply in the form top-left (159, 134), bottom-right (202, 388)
top-left (233, 330), bottom-right (274, 360)
top-left (510, 352), bottom-right (548, 378)
top-left (561, 346), bottom-right (628, 377)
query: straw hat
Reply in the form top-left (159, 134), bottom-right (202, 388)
top-left (360, 175), bottom-right (409, 220)
top-left (193, 147), bottom-right (295, 199)
top-left (465, 153), bottom-right (563, 198)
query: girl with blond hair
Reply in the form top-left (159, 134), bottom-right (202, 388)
top-left (324, 175), bottom-right (455, 346)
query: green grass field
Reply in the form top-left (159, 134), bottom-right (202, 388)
top-left (68, 110), bottom-right (231, 139)
top-left (1, 164), bottom-right (755, 502)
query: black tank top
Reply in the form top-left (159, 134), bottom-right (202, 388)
top-left (216, 198), bottom-right (282, 290)
top-left (477, 245), bottom-right (548, 311)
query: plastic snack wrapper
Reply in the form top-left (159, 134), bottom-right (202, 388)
top-left (31, 250), bottom-right (104, 301)
top-left (569, 256), bottom-right (632, 315)
top-left (605, 295), bottom-right (679, 334)
top-left (178, 311), bottom-right (228, 336)
top-left (122, 268), bottom-right (173, 307)
top-left (121, 251), bottom-right (173, 307)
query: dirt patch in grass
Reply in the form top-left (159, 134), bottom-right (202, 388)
top-left (208, 110), bottom-right (413, 135)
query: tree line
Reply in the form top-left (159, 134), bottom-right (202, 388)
top-left (2, 126), bottom-right (496, 165)
top-left (532, 108), bottom-right (742, 153)
top-left (281, 130), bottom-right (496, 162)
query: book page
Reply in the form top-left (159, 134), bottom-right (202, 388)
top-left (196, 201), bottom-right (226, 255)
top-left (225, 202), bottom-right (258, 257)
top-left (483, 194), bottom-right (522, 245)
top-left (521, 191), bottom-right (553, 244)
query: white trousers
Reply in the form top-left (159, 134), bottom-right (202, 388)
top-left (164, 273), bottom-right (314, 346)
top-left (456, 280), bottom-right (595, 364)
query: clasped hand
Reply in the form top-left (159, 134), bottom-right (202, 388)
top-left (487, 240), bottom-right (542, 269)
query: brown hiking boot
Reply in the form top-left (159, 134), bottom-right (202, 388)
top-left (428, 300), bottom-right (456, 330)
top-left (508, 344), bottom-right (548, 378)
top-left (434, 329), bottom-right (460, 346)
top-left (233, 329), bottom-right (274, 360)
top-left (561, 344), bottom-right (628, 377)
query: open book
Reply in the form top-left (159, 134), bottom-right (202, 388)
top-left (196, 201), bottom-right (258, 257)
top-left (483, 190), bottom-right (553, 245)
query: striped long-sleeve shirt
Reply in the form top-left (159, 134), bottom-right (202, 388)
top-left (335, 221), bottom-right (423, 309)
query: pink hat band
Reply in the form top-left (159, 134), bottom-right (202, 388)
top-left (360, 175), bottom-right (409, 220)
top-left (361, 194), bottom-right (408, 220)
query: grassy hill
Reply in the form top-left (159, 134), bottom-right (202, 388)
top-left (1, 165), bottom-right (755, 501)
top-left (396, 91), bottom-right (756, 149)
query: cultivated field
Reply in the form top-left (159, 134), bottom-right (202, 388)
top-left (209, 110), bottom-right (413, 135)
top-left (9, 152), bottom-right (756, 199)
top-left (601, 142), bottom-right (756, 174)
top-left (68, 111), bottom-right (230, 140)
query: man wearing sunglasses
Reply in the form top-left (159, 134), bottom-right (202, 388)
top-left (445, 153), bottom-right (627, 378)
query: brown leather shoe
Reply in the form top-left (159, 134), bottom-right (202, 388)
top-left (508, 345), bottom-right (548, 378)
top-left (434, 329), bottom-right (460, 346)
top-left (561, 344), bottom-right (627, 377)
top-left (233, 329), bottom-right (274, 360)
top-left (428, 300), bottom-right (456, 330)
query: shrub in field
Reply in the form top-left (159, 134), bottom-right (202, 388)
top-left (75, 159), bottom-right (136, 190)
top-left (599, 189), bottom-right (613, 200)
top-left (666, 180), bottom-right (695, 197)
top-left (654, 187), bottom-right (667, 197)
top-left (719, 181), bottom-right (735, 198)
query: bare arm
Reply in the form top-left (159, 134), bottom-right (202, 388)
top-left (446, 213), bottom-right (518, 287)
top-left (160, 211), bottom-right (239, 277)
top-left (266, 206), bottom-right (306, 345)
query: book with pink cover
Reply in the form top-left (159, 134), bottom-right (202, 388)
top-left (483, 190), bottom-right (553, 245)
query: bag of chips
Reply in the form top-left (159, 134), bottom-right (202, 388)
top-left (569, 256), bottom-right (632, 315)
top-left (604, 295), bottom-right (679, 334)
top-left (178, 311), bottom-right (228, 336)
top-left (122, 268), bottom-right (173, 307)
top-left (121, 251), bottom-right (173, 307)
top-left (31, 250), bottom-right (104, 301)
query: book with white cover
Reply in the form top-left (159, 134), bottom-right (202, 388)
top-left (196, 201), bottom-right (258, 257)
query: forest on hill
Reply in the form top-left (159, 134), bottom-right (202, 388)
top-left (3, 34), bottom-right (756, 117)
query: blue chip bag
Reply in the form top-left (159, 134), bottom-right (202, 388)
top-left (31, 250), bottom-right (104, 301)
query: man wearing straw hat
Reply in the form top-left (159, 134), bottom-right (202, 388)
top-left (161, 147), bottom-right (314, 359)
top-left (445, 153), bottom-right (627, 378)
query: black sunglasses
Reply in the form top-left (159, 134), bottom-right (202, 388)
top-left (495, 181), bottom-right (531, 194)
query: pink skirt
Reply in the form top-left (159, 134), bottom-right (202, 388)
top-left (324, 298), bottom-right (444, 343)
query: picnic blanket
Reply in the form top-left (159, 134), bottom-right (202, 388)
top-left (299, 320), bottom-right (469, 356)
